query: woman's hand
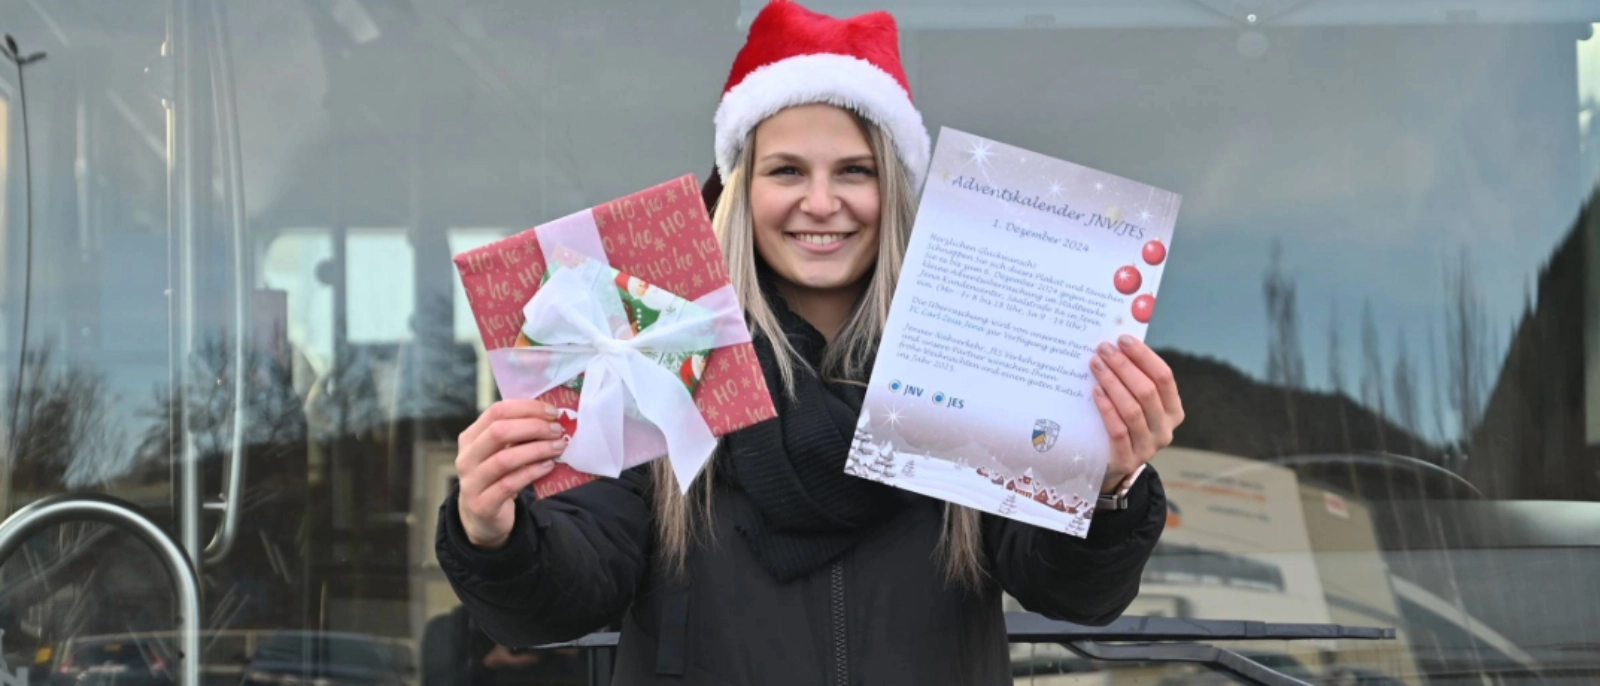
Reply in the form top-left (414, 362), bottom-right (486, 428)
top-left (455, 399), bottom-right (570, 550)
top-left (1089, 335), bottom-right (1184, 494)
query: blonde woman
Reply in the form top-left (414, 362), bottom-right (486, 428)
top-left (438, 2), bottom-right (1181, 683)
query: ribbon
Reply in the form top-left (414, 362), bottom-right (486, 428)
top-left (486, 208), bottom-right (752, 493)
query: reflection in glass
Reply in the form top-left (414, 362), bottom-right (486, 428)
top-left (262, 229), bottom-right (334, 378)
top-left (346, 228), bottom-right (415, 345)
top-left (0, 2), bottom-right (1596, 684)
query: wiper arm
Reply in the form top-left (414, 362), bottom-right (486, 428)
top-left (1004, 611), bottom-right (1395, 641)
top-left (1065, 641), bottom-right (1316, 686)
top-left (1003, 613), bottom-right (1394, 686)
top-left (529, 613), bottom-right (1395, 686)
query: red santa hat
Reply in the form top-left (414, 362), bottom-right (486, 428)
top-left (714, 1), bottom-right (930, 189)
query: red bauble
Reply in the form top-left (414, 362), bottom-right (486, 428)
top-left (1113, 265), bottom-right (1142, 295)
top-left (557, 408), bottom-right (579, 437)
top-left (1142, 239), bottom-right (1167, 266)
top-left (1132, 294), bottom-right (1156, 323)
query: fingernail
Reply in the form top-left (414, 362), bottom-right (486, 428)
top-left (545, 405), bottom-right (560, 419)
top-left (1093, 386), bottom-right (1105, 398)
top-left (554, 438), bottom-right (569, 452)
top-left (1090, 356), bottom-right (1107, 372)
top-left (1098, 342), bottom-right (1117, 358)
top-left (1118, 334), bottom-right (1137, 349)
top-left (550, 422), bottom-right (566, 435)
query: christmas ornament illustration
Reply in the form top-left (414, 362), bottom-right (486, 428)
top-left (1142, 239), bottom-right (1167, 266)
top-left (1132, 294), bottom-right (1156, 323)
top-left (1113, 265), bottom-right (1142, 295)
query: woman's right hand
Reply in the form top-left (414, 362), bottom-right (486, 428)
top-left (455, 399), bottom-right (570, 551)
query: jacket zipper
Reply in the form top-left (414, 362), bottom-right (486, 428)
top-left (830, 561), bottom-right (848, 686)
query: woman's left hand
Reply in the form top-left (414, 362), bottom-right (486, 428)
top-left (1089, 335), bottom-right (1185, 494)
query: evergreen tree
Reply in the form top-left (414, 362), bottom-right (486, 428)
top-left (872, 442), bottom-right (896, 480)
top-left (847, 413), bottom-right (872, 476)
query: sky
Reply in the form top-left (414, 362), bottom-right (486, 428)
top-left (910, 22), bottom-right (1593, 444)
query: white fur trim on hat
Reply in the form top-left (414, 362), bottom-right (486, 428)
top-left (714, 53), bottom-right (930, 188)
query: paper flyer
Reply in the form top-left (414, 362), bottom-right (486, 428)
top-left (848, 128), bottom-right (1181, 535)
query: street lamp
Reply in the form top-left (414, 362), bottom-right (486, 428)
top-left (0, 34), bottom-right (46, 514)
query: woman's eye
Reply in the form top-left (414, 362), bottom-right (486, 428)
top-left (842, 165), bottom-right (877, 176)
top-left (769, 166), bottom-right (801, 176)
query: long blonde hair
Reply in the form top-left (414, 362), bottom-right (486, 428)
top-left (651, 113), bottom-right (986, 588)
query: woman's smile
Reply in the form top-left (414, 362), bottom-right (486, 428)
top-left (787, 231), bottom-right (855, 253)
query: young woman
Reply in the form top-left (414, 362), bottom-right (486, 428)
top-left (438, 2), bottom-right (1182, 683)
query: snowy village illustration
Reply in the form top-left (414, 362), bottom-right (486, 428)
top-left (845, 409), bottom-right (1096, 536)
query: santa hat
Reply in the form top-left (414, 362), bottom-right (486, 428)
top-left (713, 1), bottom-right (930, 190)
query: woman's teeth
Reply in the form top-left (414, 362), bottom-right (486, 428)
top-left (794, 233), bottom-right (846, 245)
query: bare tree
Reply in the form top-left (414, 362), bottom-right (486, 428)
top-left (1427, 320), bottom-right (1450, 448)
top-left (1359, 300), bottom-right (1387, 452)
top-left (1327, 299), bottom-right (1352, 451)
top-left (1327, 299), bottom-right (1346, 395)
top-left (1392, 330), bottom-right (1420, 454)
top-left (1263, 240), bottom-right (1306, 387)
top-left (1263, 241), bottom-right (1305, 452)
top-left (396, 293), bottom-right (482, 429)
top-left (1444, 250), bottom-right (1489, 444)
top-left (134, 333), bottom-right (306, 469)
top-left (2, 346), bottom-right (128, 492)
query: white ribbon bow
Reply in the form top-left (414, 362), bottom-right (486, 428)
top-left (488, 257), bottom-right (747, 492)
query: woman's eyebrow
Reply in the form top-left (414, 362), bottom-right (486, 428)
top-left (756, 152), bottom-right (875, 165)
top-left (757, 152), bottom-right (806, 164)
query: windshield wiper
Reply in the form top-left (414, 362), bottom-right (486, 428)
top-left (532, 613), bottom-right (1395, 686)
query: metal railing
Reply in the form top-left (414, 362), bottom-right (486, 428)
top-left (0, 494), bottom-right (202, 686)
top-left (163, 0), bottom-right (252, 571)
top-left (195, 0), bottom-right (251, 569)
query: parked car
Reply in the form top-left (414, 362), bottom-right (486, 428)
top-left (240, 632), bottom-right (416, 686)
top-left (51, 636), bottom-right (174, 686)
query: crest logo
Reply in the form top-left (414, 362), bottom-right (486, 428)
top-left (1032, 419), bottom-right (1060, 452)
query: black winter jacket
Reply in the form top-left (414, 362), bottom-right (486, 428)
top-left (438, 293), bottom-right (1166, 685)
top-left (436, 460), bottom-right (1164, 685)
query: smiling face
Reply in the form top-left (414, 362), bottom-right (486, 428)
top-left (749, 104), bottom-right (883, 297)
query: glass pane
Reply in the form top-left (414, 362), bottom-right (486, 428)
top-left (346, 228), bottom-right (414, 345)
top-left (1, 2), bottom-right (1595, 685)
top-left (262, 229), bottom-right (334, 375)
top-left (447, 228), bottom-right (508, 345)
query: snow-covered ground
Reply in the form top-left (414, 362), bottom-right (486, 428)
top-left (850, 448), bottom-right (1093, 537)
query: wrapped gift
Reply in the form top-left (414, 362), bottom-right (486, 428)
top-left (454, 175), bottom-right (776, 497)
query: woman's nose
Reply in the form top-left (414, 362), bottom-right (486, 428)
top-left (799, 178), bottom-right (841, 218)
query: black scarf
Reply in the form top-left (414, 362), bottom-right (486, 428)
top-left (721, 293), bottom-right (918, 583)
